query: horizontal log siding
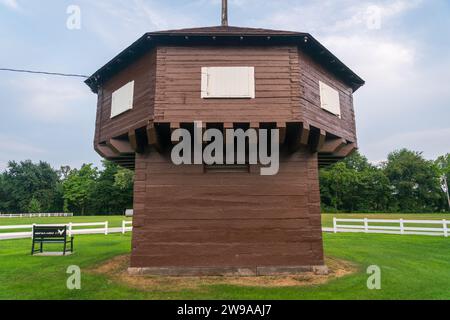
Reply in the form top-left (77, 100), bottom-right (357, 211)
top-left (97, 50), bottom-right (156, 143)
top-left (130, 147), bottom-right (325, 268)
top-left (298, 49), bottom-right (357, 143)
top-left (154, 46), bottom-right (300, 123)
top-left (94, 45), bottom-right (356, 148)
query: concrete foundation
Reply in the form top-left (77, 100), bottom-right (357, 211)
top-left (128, 265), bottom-right (329, 277)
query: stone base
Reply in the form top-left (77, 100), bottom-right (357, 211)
top-left (128, 265), bottom-right (329, 277)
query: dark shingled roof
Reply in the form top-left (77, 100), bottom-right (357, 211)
top-left (85, 26), bottom-right (365, 93)
top-left (152, 25), bottom-right (301, 35)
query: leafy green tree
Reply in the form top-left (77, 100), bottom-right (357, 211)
top-left (62, 164), bottom-right (98, 215)
top-left (58, 166), bottom-right (72, 180)
top-left (435, 154), bottom-right (450, 211)
top-left (320, 151), bottom-right (391, 213)
top-left (1, 160), bottom-right (61, 213)
top-left (28, 198), bottom-right (42, 213)
top-left (383, 149), bottom-right (442, 212)
top-left (92, 161), bottom-right (133, 215)
top-left (0, 173), bottom-right (7, 213)
top-left (114, 167), bottom-right (134, 190)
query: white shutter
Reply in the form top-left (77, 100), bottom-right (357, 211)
top-left (201, 67), bottom-right (255, 98)
top-left (319, 81), bottom-right (341, 118)
top-left (111, 81), bottom-right (135, 118)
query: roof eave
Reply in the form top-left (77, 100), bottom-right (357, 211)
top-left (85, 31), bottom-right (365, 93)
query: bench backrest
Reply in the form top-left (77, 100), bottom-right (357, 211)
top-left (33, 226), bottom-right (67, 240)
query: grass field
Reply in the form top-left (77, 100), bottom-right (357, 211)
top-left (1, 218), bottom-right (449, 299)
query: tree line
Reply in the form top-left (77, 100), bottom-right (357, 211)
top-left (320, 149), bottom-right (450, 213)
top-left (0, 149), bottom-right (448, 215)
top-left (0, 160), bottom-right (133, 215)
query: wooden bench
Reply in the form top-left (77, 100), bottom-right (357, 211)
top-left (31, 225), bottom-right (74, 255)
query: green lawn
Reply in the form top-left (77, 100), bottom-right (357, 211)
top-left (1, 230), bottom-right (449, 300)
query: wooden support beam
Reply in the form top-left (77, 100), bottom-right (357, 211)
top-left (128, 129), bottom-right (144, 153)
top-left (223, 122), bottom-right (234, 129)
top-left (300, 122), bottom-right (310, 146)
top-left (107, 138), bottom-right (134, 154)
top-left (319, 138), bottom-right (346, 154)
top-left (194, 121), bottom-right (206, 146)
top-left (335, 142), bottom-right (357, 158)
top-left (170, 122), bottom-right (181, 143)
top-left (287, 122), bottom-right (309, 152)
top-left (311, 129), bottom-right (326, 153)
top-left (146, 122), bottom-right (161, 152)
top-left (277, 122), bottom-right (287, 145)
top-left (223, 122), bottom-right (234, 145)
top-left (249, 122), bottom-right (260, 129)
top-left (95, 144), bottom-right (118, 158)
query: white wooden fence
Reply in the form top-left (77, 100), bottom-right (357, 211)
top-left (328, 218), bottom-right (449, 237)
top-left (122, 220), bottom-right (133, 234)
top-left (0, 213), bottom-right (73, 218)
top-left (2, 218), bottom-right (449, 240)
top-left (0, 221), bottom-right (134, 240)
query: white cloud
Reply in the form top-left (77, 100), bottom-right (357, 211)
top-left (262, 0), bottom-right (423, 34)
top-left (256, 0), bottom-right (450, 162)
top-left (84, 0), bottom-right (196, 50)
top-left (322, 35), bottom-right (416, 85)
top-left (332, 0), bottom-right (423, 32)
top-left (0, 0), bottom-right (19, 10)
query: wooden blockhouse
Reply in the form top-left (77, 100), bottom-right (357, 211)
top-left (86, 25), bottom-right (364, 276)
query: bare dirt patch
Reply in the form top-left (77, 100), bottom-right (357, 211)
top-left (88, 255), bottom-right (358, 292)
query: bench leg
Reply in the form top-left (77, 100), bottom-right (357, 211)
top-left (31, 240), bottom-right (35, 255)
top-left (70, 238), bottom-right (74, 253)
top-left (40, 242), bottom-right (43, 253)
top-left (63, 241), bottom-right (67, 256)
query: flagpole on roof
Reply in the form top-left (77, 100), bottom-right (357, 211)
top-left (222, 0), bottom-right (228, 26)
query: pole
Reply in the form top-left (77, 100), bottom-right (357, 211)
top-left (222, 0), bottom-right (228, 26)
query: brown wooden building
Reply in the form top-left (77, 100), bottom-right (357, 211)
top-left (85, 25), bottom-right (364, 276)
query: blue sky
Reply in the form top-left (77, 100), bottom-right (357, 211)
top-left (0, 0), bottom-right (449, 171)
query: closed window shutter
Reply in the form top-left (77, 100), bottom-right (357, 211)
top-left (201, 67), bottom-right (255, 98)
top-left (111, 81), bottom-right (135, 118)
top-left (319, 81), bottom-right (341, 118)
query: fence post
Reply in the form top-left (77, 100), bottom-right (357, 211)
top-left (104, 221), bottom-right (109, 235)
top-left (400, 219), bottom-right (405, 235)
top-left (68, 222), bottom-right (72, 237)
top-left (443, 220), bottom-right (448, 238)
top-left (122, 221), bottom-right (126, 234)
top-left (333, 217), bottom-right (338, 233)
top-left (364, 218), bottom-right (369, 233)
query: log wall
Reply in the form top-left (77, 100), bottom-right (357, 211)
top-left (94, 45), bottom-right (357, 151)
top-left (95, 50), bottom-right (157, 144)
top-left (154, 46), bottom-right (299, 123)
top-left (130, 147), bottom-right (325, 271)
